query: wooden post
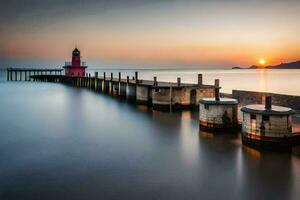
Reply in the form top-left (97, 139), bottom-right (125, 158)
top-left (19, 71), bottom-right (22, 81)
top-left (103, 72), bottom-right (106, 92)
top-left (198, 74), bottom-right (203, 86)
top-left (170, 85), bottom-right (172, 112)
top-left (126, 76), bottom-right (130, 99)
top-left (89, 73), bottom-right (91, 89)
top-left (214, 79), bottom-right (220, 101)
top-left (118, 72), bottom-right (121, 95)
top-left (214, 79), bottom-right (220, 88)
top-left (153, 77), bottom-right (157, 86)
top-left (265, 96), bottom-right (272, 110)
top-left (135, 71), bottom-right (138, 83)
top-left (10, 69), bottom-right (12, 81)
top-left (25, 71), bottom-right (27, 81)
top-left (95, 72), bottom-right (98, 91)
top-left (110, 73), bottom-right (113, 94)
top-left (98, 76), bottom-right (100, 91)
top-left (177, 77), bottom-right (181, 87)
top-left (7, 69), bottom-right (9, 81)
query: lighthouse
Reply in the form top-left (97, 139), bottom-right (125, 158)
top-left (63, 48), bottom-right (87, 76)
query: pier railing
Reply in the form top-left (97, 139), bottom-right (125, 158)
top-left (6, 68), bottom-right (63, 81)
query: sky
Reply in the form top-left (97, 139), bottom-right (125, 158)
top-left (0, 0), bottom-right (299, 69)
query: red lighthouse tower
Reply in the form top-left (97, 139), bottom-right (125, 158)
top-left (63, 48), bottom-right (87, 76)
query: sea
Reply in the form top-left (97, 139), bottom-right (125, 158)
top-left (0, 68), bottom-right (300, 200)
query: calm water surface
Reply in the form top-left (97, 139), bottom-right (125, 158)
top-left (1, 79), bottom-right (300, 200)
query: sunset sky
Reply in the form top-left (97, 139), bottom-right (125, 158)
top-left (0, 0), bottom-right (299, 69)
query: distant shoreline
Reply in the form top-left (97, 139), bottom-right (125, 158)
top-left (232, 60), bottom-right (300, 70)
top-left (232, 67), bottom-right (300, 70)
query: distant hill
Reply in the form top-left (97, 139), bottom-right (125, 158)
top-left (233, 60), bottom-right (300, 69)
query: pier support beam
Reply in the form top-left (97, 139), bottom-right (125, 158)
top-left (118, 74), bottom-right (127, 98)
top-left (136, 85), bottom-right (152, 105)
top-left (95, 72), bottom-right (98, 91)
top-left (88, 74), bottom-right (91, 89)
top-left (126, 83), bottom-right (136, 102)
top-left (19, 71), bottom-right (22, 81)
top-left (7, 69), bottom-right (9, 81)
top-left (110, 73), bottom-right (114, 95)
top-left (102, 72), bottom-right (106, 93)
top-left (118, 72), bottom-right (121, 95)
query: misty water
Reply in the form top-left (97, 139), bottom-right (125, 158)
top-left (1, 69), bottom-right (300, 200)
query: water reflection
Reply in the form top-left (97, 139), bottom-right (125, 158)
top-left (258, 69), bottom-right (266, 93)
top-left (237, 149), bottom-right (293, 200)
top-left (242, 146), bottom-right (261, 158)
top-left (179, 111), bottom-right (200, 166)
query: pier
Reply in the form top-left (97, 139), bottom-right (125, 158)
top-left (6, 68), bottom-right (63, 82)
top-left (5, 67), bottom-right (300, 151)
top-left (20, 71), bottom-right (218, 111)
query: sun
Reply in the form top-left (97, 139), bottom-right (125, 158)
top-left (259, 59), bottom-right (266, 66)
